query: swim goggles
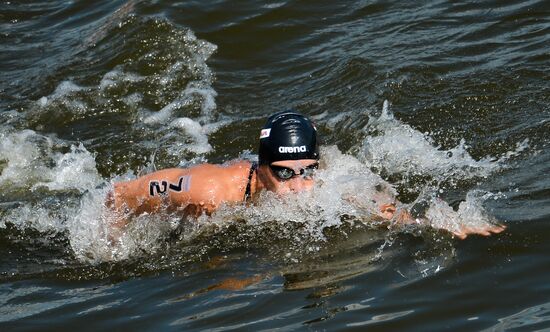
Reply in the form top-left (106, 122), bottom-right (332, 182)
top-left (269, 162), bottom-right (319, 180)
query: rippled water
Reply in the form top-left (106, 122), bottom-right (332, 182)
top-left (1, 0), bottom-right (549, 330)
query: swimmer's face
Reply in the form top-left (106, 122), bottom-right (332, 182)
top-left (259, 159), bottom-right (318, 194)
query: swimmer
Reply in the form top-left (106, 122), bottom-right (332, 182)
top-left (108, 110), bottom-right (505, 239)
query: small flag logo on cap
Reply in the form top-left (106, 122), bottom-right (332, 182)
top-left (260, 128), bottom-right (271, 139)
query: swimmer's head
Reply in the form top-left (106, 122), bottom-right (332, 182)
top-left (258, 110), bottom-right (319, 165)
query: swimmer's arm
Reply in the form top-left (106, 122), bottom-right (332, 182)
top-left (107, 166), bottom-right (225, 225)
top-left (107, 169), bottom-right (194, 225)
top-left (380, 203), bottom-right (506, 239)
top-left (344, 186), bottom-right (504, 239)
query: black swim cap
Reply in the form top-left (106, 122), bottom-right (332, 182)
top-left (258, 110), bottom-right (319, 165)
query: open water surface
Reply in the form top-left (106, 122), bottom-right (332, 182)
top-left (1, 0), bottom-right (549, 330)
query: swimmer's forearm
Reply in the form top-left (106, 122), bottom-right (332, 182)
top-left (388, 206), bottom-right (506, 239)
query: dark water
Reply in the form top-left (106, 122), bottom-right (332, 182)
top-left (1, 0), bottom-right (549, 330)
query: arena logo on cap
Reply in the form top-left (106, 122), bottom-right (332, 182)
top-left (279, 145), bottom-right (307, 153)
top-left (260, 128), bottom-right (271, 139)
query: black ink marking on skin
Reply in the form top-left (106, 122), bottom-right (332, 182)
top-left (169, 177), bottom-right (184, 191)
top-left (149, 176), bottom-right (191, 196)
top-left (149, 181), bottom-right (168, 196)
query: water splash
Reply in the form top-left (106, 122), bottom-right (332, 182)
top-left (424, 191), bottom-right (502, 235)
top-left (0, 128), bottom-right (100, 234)
top-left (0, 129), bottom-right (101, 192)
top-left (355, 101), bottom-right (513, 236)
top-left (0, 138), bottom-right (508, 264)
top-left (31, 18), bottom-right (224, 158)
top-left (0, 100), bottom-right (521, 264)
top-left (362, 100), bottom-right (528, 182)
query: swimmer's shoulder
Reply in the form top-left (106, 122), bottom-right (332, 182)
top-left (183, 160), bottom-right (254, 206)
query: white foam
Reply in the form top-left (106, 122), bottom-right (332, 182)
top-left (0, 129), bottom-right (51, 187)
top-left (143, 84), bottom-right (218, 124)
top-left (122, 92), bottom-right (143, 107)
top-left (0, 129), bottom-right (101, 192)
top-left (357, 101), bottom-right (512, 234)
top-left (68, 182), bottom-right (183, 263)
top-left (264, 2), bottom-right (286, 9)
top-left (52, 81), bottom-right (83, 98)
top-left (0, 128), bottom-right (105, 236)
top-left (139, 30), bottom-right (221, 155)
top-left (188, 85), bottom-right (218, 119)
top-left (361, 100), bottom-right (524, 182)
top-left (33, 143), bottom-right (102, 192)
top-left (325, 111), bottom-right (352, 129)
top-left (99, 69), bottom-right (143, 90)
top-left (143, 99), bottom-right (191, 124)
top-left (35, 24), bottom-right (223, 158)
top-left (169, 117), bottom-right (212, 154)
top-left (2, 203), bottom-right (69, 233)
top-left (37, 81), bottom-right (84, 107)
top-left (142, 30), bottom-right (218, 127)
top-left (68, 184), bottom-right (123, 262)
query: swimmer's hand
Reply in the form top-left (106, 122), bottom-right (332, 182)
top-left (446, 223), bottom-right (506, 240)
top-left (380, 203), bottom-right (506, 239)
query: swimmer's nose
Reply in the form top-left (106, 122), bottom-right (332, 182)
top-left (288, 178), bottom-right (313, 193)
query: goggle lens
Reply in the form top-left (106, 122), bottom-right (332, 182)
top-left (270, 163), bottom-right (318, 180)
